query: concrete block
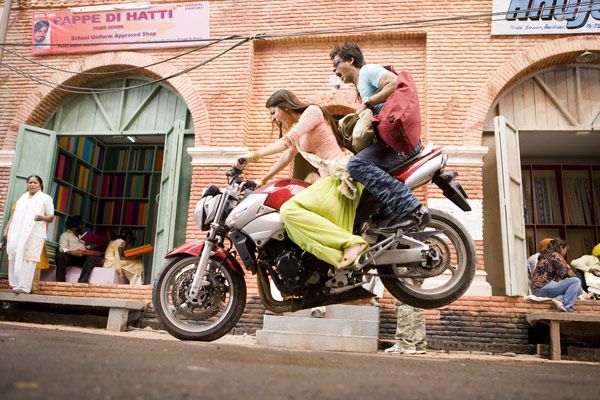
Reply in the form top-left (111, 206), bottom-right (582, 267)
top-left (256, 330), bottom-right (378, 353)
top-left (285, 305), bottom-right (379, 321)
top-left (107, 308), bottom-right (129, 332)
top-left (263, 315), bottom-right (379, 337)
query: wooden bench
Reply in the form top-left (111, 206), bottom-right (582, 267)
top-left (526, 312), bottom-right (600, 360)
top-left (0, 292), bottom-right (148, 332)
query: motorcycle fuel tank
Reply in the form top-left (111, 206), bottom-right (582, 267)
top-left (258, 179), bottom-right (309, 210)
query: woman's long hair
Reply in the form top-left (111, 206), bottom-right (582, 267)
top-left (542, 237), bottom-right (567, 257)
top-left (265, 89), bottom-right (340, 137)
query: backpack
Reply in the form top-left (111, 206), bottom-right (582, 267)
top-left (371, 67), bottom-right (422, 154)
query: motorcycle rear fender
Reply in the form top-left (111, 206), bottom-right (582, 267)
top-left (432, 171), bottom-right (471, 211)
top-left (165, 240), bottom-right (244, 274)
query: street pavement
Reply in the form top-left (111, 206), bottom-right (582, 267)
top-left (1, 321), bottom-right (599, 400)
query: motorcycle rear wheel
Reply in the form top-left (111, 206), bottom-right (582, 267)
top-left (153, 256), bottom-right (246, 341)
top-left (377, 209), bottom-right (476, 309)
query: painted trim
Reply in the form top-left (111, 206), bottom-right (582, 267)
top-left (463, 270), bottom-right (493, 297)
top-left (423, 270), bottom-right (492, 297)
top-left (187, 147), bottom-right (249, 166)
top-left (0, 150), bottom-right (15, 168)
top-left (443, 145), bottom-right (488, 167)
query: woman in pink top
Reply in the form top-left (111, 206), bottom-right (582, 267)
top-left (239, 89), bottom-right (367, 268)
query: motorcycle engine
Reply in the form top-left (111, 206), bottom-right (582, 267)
top-left (275, 249), bottom-right (302, 280)
top-left (261, 241), bottom-right (311, 294)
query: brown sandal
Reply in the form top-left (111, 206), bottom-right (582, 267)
top-left (339, 244), bottom-right (368, 269)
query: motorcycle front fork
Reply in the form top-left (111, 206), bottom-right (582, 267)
top-left (188, 230), bottom-right (218, 300)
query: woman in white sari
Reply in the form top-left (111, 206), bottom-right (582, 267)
top-left (2, 175), bottom-right (54, 293)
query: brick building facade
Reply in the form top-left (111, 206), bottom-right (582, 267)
top-left (1, 1), bottom-right (600, 353)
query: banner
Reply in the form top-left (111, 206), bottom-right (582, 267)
top-left (492, 0), bottom-right (600, 35)
top-left (32, 2), bottom-right (209, 55)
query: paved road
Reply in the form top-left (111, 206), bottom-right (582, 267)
top-left (1, 323), bottom-right (599, 400)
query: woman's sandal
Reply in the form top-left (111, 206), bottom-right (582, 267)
top-left (339, 244), bottom-right (368, 270)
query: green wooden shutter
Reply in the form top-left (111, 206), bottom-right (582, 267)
top-left (151, 120), bottom-right (185, 279)
top-left (494, 116), bottom-right (528, 296)
top-left (1, 125), bottom-right (58, 274)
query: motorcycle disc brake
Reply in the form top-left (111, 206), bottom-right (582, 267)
top-left (171, 268), bottom-right (227, 320)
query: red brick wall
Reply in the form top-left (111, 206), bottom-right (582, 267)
top-left (2, 1), bottom-right (600, 351)
top-left (3, 277), bottom-right (600, 353)
top-left (2, 1), bottom-right (599, 259)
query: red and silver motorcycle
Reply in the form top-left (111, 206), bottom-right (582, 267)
top-left (153, 144), bottom-right (476, 341)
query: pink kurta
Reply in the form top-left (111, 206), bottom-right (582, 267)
top-left (284, 105), bottom-right (345, 176)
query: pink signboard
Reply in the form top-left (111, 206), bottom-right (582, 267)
top-left (32, 2), bottom-right (209, 55)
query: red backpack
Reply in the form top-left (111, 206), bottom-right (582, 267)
top-left (371, 68), bottom-right (422, 154)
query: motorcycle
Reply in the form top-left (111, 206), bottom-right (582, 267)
top-left (153, 144), bottom-right (476, 341)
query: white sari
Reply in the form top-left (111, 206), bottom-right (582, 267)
top-left (7, 191), bottom-right (54, 290)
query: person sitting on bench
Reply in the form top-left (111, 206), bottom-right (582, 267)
top-left (56, 215), bottom-right (102, 283)
top-left (103, 229), bottom-right (144, 285)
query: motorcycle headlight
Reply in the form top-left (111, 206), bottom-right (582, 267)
top-left (194, 193), bottom-right (222, 231)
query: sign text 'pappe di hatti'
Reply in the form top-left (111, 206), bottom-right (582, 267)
top-left (32, 2), bottom-right (209, 54)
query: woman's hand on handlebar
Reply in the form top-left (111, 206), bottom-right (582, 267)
top-left (236, 151), bottom-right (258, 169)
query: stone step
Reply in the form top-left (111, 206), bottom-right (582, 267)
top-left (263, 314), bottom-right (379, 337)
top-left (285, 305), bottom-right (380, 322)
top-left (256, 330), bottom-right (378, 353)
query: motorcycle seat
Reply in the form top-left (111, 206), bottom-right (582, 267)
top-left (385, 143), bottom-right (436, 174)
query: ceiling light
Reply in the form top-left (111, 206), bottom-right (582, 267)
top-left (576, 50), bottom-right (599, 64)
top-left (126, 136), bottom-right (137, 143)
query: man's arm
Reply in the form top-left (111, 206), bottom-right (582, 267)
top-left (358, 70), bottom-right (397, 113)
top-left (371, 71), bottom-right (398, 105)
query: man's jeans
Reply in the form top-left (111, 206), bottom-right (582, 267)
top-left (347, 141), bottom-right (421, 219)
top-left (533, 277), bottom-right (581, 312)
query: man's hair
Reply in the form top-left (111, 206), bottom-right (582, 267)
top-left (34, 20), bottom-right (50, 33)
top-left (329, 42), bottom-right (366, 68)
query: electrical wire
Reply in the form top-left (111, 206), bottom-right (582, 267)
top-left (0, 35), bottom-right (239, 76)
top-left (1, 1), bottom-right (594, 79)
top-left (1, 1), bottom-right (596, 46)
top-left (0, 2), bottom-right (595, 94)
top-left (0, 37), bottom-right (251, 94)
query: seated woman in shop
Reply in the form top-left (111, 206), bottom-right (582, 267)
top-left (530, 238), bottom-right (585, 312)
top-left (103, 229), bottom-right (144, 285)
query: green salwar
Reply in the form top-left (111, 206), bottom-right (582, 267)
top-left (280, 176), bottom-right (367, 267)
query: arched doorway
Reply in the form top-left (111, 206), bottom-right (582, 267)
top-left (1, 78), bottom-right (194, 282)
top-left (483, 65), bottom-right (600, 295)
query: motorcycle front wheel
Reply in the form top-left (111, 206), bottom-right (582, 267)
top-left (153, 256), bottom-right (246, 341)
top-left (377, 208), bottom-right (476, 309)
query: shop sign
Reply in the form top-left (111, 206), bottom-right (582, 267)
top-left (492, 0), bottom-right (600, 35)
top-left (31, 2), bottom-right (209, 54)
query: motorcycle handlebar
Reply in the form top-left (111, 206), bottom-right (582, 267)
top-left (226, 162), bottom-right (256, 192)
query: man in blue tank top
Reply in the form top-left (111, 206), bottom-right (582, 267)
top-left (330, 42), bottom-right (429, 228)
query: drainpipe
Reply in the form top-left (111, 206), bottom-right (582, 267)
top-left (0, 0), bottom-right (13, 64)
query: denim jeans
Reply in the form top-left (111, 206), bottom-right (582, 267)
top-left (533, 277), bottom-right (582, 312)
top-left (347, 141), bottom-right (421, 219)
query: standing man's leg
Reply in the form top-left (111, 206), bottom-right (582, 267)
top-left (412, 306), bottom-right (427, 354)
top-left (385, 300), bottom-right (420, 354)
